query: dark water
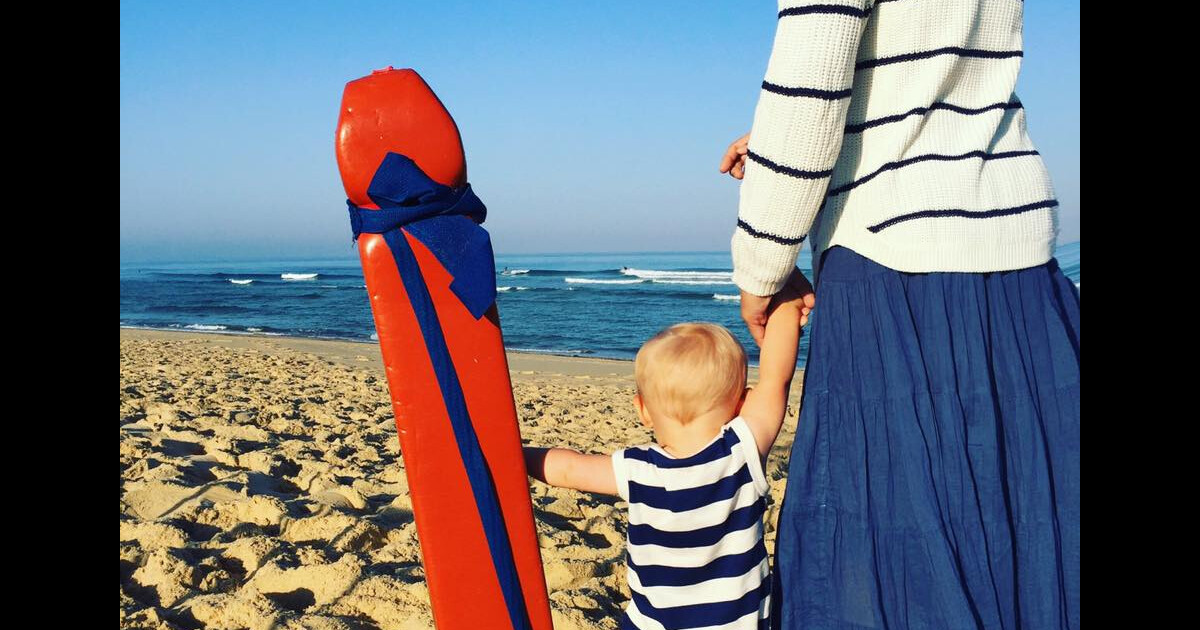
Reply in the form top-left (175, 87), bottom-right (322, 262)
top-left (120, 243), bottom-right (1080, 366)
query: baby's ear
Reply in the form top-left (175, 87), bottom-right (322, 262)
top-left (633, 394), bottom-right (652, 428)
top-left (734, 387), bottom-right (750, 416)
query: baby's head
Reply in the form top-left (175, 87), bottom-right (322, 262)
top-left (633, 322), bottom-right (748, 430)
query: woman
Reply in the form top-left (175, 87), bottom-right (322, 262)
top-left (719, 1), bottom-right (1079, 628)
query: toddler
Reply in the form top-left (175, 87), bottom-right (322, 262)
top-left (523, 280), bottom-right (806, 629)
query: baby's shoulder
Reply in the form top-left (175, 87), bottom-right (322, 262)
top-left (612, 419), bottom-right (769, 503)
top-left (617, 422), bottom-right (750, 475)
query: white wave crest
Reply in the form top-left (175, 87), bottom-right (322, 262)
top-left (185, 324), bottom-right (227, 331)
top-left (713, 294), bottom-right (741, 302)
top-left (651, 279), bottom-right (735, 285)
top-left (621, 268), bottom-right (732, 280)
top-left (565, 277), bottom-right (645, 285)
top-left (228, 279), bottom-right (254, 285)
top-left (497, 286), bottom-right (531, 292)
top-left (281, 273), bottom-right (318, 280)
top-left (500, 269), bottom-right (530, 275)
top-left (506, 347), bottom-right (589, 355)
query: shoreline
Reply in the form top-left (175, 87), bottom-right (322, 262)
top-left (119, 327), bottom-right (783, 381)
top-left (121, 327), bottom-right (640, 383)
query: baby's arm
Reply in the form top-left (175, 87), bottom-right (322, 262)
top-left (523, 446), bottom-right (619, 496)
top-left (739, 270), bottom-right (806, 460)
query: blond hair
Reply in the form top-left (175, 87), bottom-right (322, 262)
top-left (634, 322), bottom-right (747, 424)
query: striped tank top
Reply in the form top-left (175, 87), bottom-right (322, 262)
top-left (611, 416), bottom-right (771, 630)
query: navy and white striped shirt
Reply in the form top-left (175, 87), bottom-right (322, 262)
top-left (612, 417), bottom-right (771, 630)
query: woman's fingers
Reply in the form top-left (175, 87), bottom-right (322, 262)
top-left (719, 141), bottom-right (741, 173)
top-left (719, 133), bottom-right (751, 176)
top-left (740, 291), bottom-right (772, 346)
top-left (731, 155), bottom-right (746, 179)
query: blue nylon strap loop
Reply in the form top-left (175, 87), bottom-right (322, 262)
top-left (347, 153), bottom-right (529, 629)
top-left (347, 152), bottom-right (497, 319)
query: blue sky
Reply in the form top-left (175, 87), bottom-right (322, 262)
top-left (120, 1), bottom-right (1080, 263)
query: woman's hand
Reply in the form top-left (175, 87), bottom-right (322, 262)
top-left (740, 268), bottom-right (815, 346)
top-left (719, 132), bottom-right (751, 180)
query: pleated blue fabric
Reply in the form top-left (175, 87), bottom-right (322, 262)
top-left (771, 246), bottom-right (1080, 629)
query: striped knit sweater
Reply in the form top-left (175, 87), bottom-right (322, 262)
top-left (731, 0), bottom-right (1059, 296)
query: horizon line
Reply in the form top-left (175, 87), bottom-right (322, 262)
top-left (119, 240), bottom-right (1080, 268)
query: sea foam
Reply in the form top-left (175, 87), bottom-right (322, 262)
top-left (651, 279), bottom-right (735, 285)
top-left (621, 268), bottom-right (732, 280)
top-left (184, 324), bottom-right (227, 331)
top-left (564, 278), bottom-right (644, 285)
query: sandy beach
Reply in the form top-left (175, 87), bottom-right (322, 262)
top-left (120, 328), bottom-right (802, 630)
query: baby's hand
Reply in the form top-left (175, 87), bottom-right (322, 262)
top-left (770, 268), bottom-right (815, 323)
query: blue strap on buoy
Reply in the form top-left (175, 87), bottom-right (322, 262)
top-left (348, 152), bottom-right (497, 319)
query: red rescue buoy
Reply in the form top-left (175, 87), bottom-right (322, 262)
top-left (335, 68), bottom-right (553, 630)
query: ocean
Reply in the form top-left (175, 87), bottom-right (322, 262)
top-left (120, 242), bottom-right (1080, 366)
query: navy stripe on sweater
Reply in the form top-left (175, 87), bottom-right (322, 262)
top-left (746, 150), bottom-right (833, 180)
top-left (737, 219), bottom-right (807, 246)
top-left (762, 81), bottom-right (852, 100)
top-left (867, 199), bottom-right (1059, 233)
top-left (845, 100), bottom-right (1023, 134)
top-left (628, 543), bottom-right (769, 588)
top-left (825, 149), bottom-right (1041, 198)
top-left (778, 4), bottom-right (871, 19)
top-left (856, 46), bottom-right (1023, 71)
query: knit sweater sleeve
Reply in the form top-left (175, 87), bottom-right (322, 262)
top-left (731, 1), bottom-right (872, 296)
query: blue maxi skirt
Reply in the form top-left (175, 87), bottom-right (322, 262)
top-left (771, 246), bottom-right (1080, 629)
